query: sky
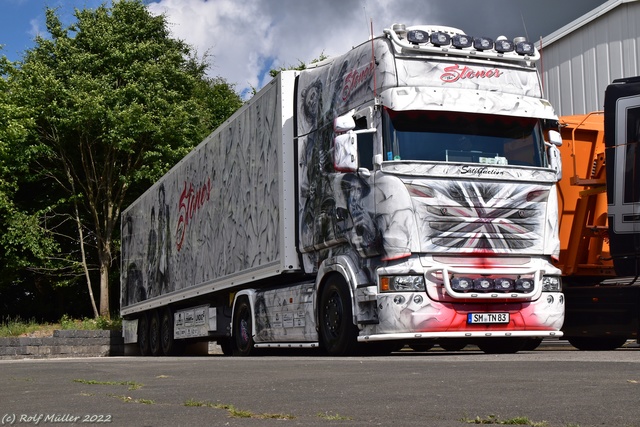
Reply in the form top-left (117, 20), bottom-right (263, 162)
top-left (0, 0), bottom-right (609, 98)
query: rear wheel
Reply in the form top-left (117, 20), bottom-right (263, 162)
top-left (232, 297), bottom-right (255, 356)
top-left (160, 308), bottom-right (183, 356)
top-left (477, 338), bottom-right (525, 354)
top-left (319, 275), bottom-right (359, 356)
top-left (567, 336), bottom-right (628, 351)
top-left (149, 310), bottom-right (162, 356)
top-left (138, 313), bottom-right (150, 356)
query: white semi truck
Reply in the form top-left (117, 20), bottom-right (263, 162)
top-left (120, 23), bottom-right (565, 356)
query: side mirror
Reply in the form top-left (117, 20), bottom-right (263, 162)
top-left (334, 110), bottom-right (356, 132)
top-left (548, 130), bottom-right (562, 146)
top-left (334, 131), bottom-right (358, 172)
top-left (547, 144), bottom-right (562, 180)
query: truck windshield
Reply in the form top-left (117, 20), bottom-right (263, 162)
top-left (383, 109), bottom-right (545, 167)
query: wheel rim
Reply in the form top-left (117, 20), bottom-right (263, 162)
top-left (236, 305), bottom-right (252, 353)
top-left (138, 316), bottom-right (149, 355)
top-left (323, 291), bottom-right (343, 341)
top-left (161, 312), bottom-right (172, 354)
top-left (150, 314), bottom-right (160, 355)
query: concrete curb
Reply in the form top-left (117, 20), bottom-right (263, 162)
top-left (0, 330), bottom-right (124, 360)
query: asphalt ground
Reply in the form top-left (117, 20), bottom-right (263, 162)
top-left (1, 341), bottom-right (639, 427)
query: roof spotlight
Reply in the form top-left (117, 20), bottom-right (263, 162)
top-left (515, 39), bottom-right (535, 56)
top-left (494, 38), bottom-right (514, 53)
top-left (452, 34), bottom-right (472, 49)
top-left (473, 36), bottom-right (493, 51)
top-left (406, 29), bottom-right (429, 44)
top-left (430, 31), bottom-right (451, 47)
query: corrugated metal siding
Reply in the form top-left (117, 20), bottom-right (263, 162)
top-left (540, 1), bottom-right (640, 116)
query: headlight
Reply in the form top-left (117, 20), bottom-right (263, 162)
top-left (380, 275), bottom-right (425, 292)
top-left (542, 275), bottom-right (562, 292)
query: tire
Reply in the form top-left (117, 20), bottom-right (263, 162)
top-left (149, 310), bottom-right (162, 356)
top-left (160, 308), bottom-right (183, 356)
top-left (567, 336), bottom-right (628, 351)
top-left (319, 275), bottom-right (359, 356)
top-left (232, 297), bottom-right (256, 356)
top-left (439, 340), bottom-right (467, 351)
top-left (138, 313), bottom-right (150, 356)
top-left (477, 338), bottom-right (525, 354)
top-left (521, 338), bottom-right (544, 351)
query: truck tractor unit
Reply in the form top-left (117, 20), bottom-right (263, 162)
top-left (121, 23), bottom-right (565, 356)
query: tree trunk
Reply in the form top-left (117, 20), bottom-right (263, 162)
top-left (73, 199), bottom-right (99, 319)
top-left (98, 240), bottom-right (112, 319)
top-left (99, 260), bottom-right (110, 318)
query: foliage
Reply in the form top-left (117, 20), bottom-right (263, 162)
top-left (4, 0), bottom-right (242, 319)
top-left (0, 57), bottom-right (60, 291)
top-left (0, 315), bottom-right (122, 337)
top-left (59, 314), bottom-right (122, 331)
top-left (269, 51), bottom-right (329, 78)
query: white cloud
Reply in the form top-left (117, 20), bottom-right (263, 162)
top-left (147, 0), bottom-right (275, 97)
top-left (28, 18), bottom-right (42, 40)
top-left (146, 0), bottom-right (607, 99)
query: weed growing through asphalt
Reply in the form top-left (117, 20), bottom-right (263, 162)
top-left (462, 414), bottom-right (548, 426)
top-left (183, 400), bottom-right (295, 419)
top-left (317, 411), bottom-right (353, 421)
top-left (108, 394), bottom-right (154, 404)
top-left (73, 379), bottom-right (143, 391)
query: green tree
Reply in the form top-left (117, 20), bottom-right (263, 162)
top-left (9, 1), bottom-right (242, 318)
top-left (0, 56), bottom-right (59, 301)
top-left (269, 52), bottom-right (329, 78)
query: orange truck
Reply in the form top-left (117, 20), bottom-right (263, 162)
top-left (557, 76), bottom-right (640, 350)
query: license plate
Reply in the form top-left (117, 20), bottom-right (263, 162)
top-left (467, 313), bottom-right (510, 324)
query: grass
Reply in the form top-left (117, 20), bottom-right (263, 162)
top-left (0, 315), bottom-right (121, 337)
top-left (462, 415), bottom-right (548, 426)
top-left (183, 400), bottom-right (295, 419)
top-left (108, 394), bottom-right (154, 404)
top-left (317, 412), bottom-right (353, 421)
top-left (73, 379), bottom-right (143, 391)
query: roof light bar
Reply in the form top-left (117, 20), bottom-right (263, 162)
top-left (384, 23), bottom-right (539, 63)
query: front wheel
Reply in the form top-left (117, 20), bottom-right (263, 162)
top-left (232, 297), bottom-right (256, 356)
top-left (319, 275), bottom-right (359, 356)
top-left (521, 338), bottom-right (544, 351)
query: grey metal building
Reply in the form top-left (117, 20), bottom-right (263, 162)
top-left (539, 0), bottom-right (640, 116)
